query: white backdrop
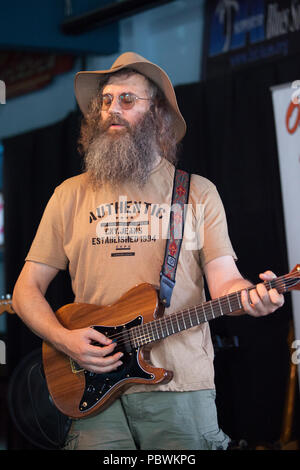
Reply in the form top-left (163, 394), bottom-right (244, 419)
top-left (271, 82), bottom-right (300, 389)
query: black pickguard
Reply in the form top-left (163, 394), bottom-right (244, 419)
top-left (78, 316), bottom-right (153, 413)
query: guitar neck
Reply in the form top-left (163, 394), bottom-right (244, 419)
top-left (131, 271), bottom-right (300, 348)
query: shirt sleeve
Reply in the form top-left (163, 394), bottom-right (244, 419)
top-left (190, 175), bottom-right (237, 268)
top-left (25, 189), bottom-right (68, 271)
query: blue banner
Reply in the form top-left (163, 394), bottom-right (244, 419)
top-left (203, 0), bottom-right (300, 78)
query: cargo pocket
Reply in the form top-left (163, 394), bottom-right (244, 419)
top-left (201, 427), bottom-right (230, 450)
top-left (63, 431), bottom-right (80, 450)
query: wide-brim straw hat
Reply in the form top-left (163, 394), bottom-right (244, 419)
top-left (74, 51), bottom-right (186, 143)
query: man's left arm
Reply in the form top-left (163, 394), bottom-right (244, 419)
top-left (204, 255), bottom-right (284, 317)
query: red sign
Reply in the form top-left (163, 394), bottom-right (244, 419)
top-left (286, 101), bottom-right (300, 134)
top-left (0, 51), bottom-right (75, 99)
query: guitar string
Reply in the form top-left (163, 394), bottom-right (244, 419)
top-left (93, 274), bottom-right (300, 350)
top-left (107, 274), bottom-right (298, 339)
top-left (101, 275), bottom-right (299, 347)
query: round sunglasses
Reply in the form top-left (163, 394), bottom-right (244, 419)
top-left (101, 92), bottom-right (151, 111)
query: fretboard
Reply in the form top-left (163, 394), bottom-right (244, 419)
top-left (130, 271), bottom-right (300, 348)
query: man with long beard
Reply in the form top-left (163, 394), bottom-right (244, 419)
top-left (12, 52), bottom-right (284, 450)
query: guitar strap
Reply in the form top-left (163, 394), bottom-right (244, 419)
top-left (159, 168), bottom-right (191, 307)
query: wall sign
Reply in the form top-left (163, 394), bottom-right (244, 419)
top-left (0, 51), bottom-right (74, 100)
top-left (271, 81), bottom-right (300, 389)
top-left (203, 0), bottom-right (300, 78)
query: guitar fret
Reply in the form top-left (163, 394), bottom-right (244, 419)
top-left (139, 327), bottom-right (144, 346)
top-left (130, 327), bottom-right (137, 348)
top-left (218, 297), bottom-right (224, 315)
top-left (188, 308), bottom-right (193, 327)
top-left (282, 280), bottom-right (287, 293)
top-left (154, 322), bottom-right (159, 341)
top-left (135, 328), bottom-right (140, 347)
top-left (145, 324), bottom-right (152, 343)
top-left (202, 305), bottom-right (207, 322)
top-left (158, 320), bottom-right (164, 338)
top-left (139, 326), bottom-right (144, 346)
top-left (227, 295), bottom-right (232, 313)
top-left (137, 327), bottom-right (142, 347)
top-left (154, 319), bottom-right (160, 340)
top-left (182, 312), bottom-right (187, 330)
top-left (150, 322), bottom-right (156, 341)
top-left (160, 321), bottom-right (165, 338)
top-left (210, 302), bottom-right (215, 319)
top-left (163, 320), bottom-right (168, 337)
top-left (138, 326), bottom-right (143, 346)
top-left (236, 292), bottom-right (242, 309)
top-left (136, 327), bottom-right (141, 346)
top-left (194, 306), bottom-right (200, 324)
top-left (129, 270), bottom-right (300, 349)
top-left (176, 313), bottom-right (181, 332)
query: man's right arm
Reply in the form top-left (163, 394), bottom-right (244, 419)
top-left (12, 261), bottom-right (123, 373)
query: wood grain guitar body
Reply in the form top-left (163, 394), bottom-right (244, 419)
top-left (42, 283), bottom-right (172, 419)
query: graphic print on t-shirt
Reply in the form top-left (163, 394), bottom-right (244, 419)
top-left (89, 196), bottom-right (170, 257)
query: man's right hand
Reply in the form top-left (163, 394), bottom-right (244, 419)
top-left (13, 261), bottom-right (123, 375)
top-left (61, 327), bottom-right (124, 374)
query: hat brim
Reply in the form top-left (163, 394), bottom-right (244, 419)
top-left (74, 58), bottom-right (186, 143)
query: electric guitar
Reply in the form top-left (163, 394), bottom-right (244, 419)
top-left (42, 265), bottom-right (300, 419)
top-left (0, 295), bottom-right (14, 315)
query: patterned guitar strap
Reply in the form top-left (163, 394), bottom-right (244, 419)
top-left (159, 168), bottom-right (191, 307)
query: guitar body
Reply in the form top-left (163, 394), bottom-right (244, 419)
top-left (42, 283), bottom-right (172, 419)
top-left (42, 265), bottom-right (300, 419)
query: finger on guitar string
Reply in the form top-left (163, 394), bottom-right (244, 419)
top-left (87, 325), bottom-right (115, 346)
top-left (268, 287), bottom-right (284, 307)
top-left (241, 282), bottom-right (284, 317)
top-left (82, 359), bottom-right (124, 375)
top-left (61, 326), bottom-right (121, 370)
top-left (256, 282), bottom-right (284, 308)
top-left (75, 348), bottom-right (124, 374)
top-left (87, 349), bottom-right (124, 367)
top-left (258, 270), bottom-right (285, 308)
top-left (258, 270), bottom-right (277, 281)
top-left (65, 326), bottom-right (124, 373)
top-left (241, 289), bottom-right (260, 317)
top-left (86, 343), bottom-right (123, 359)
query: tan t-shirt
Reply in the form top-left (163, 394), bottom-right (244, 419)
top-left (26, 158), bottom-right (236, 393)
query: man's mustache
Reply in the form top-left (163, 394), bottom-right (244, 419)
top-left (100, 114), bottom-right (131, 133)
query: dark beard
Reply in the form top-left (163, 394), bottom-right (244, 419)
top-left (84, 112), bottom-right (159, 189)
